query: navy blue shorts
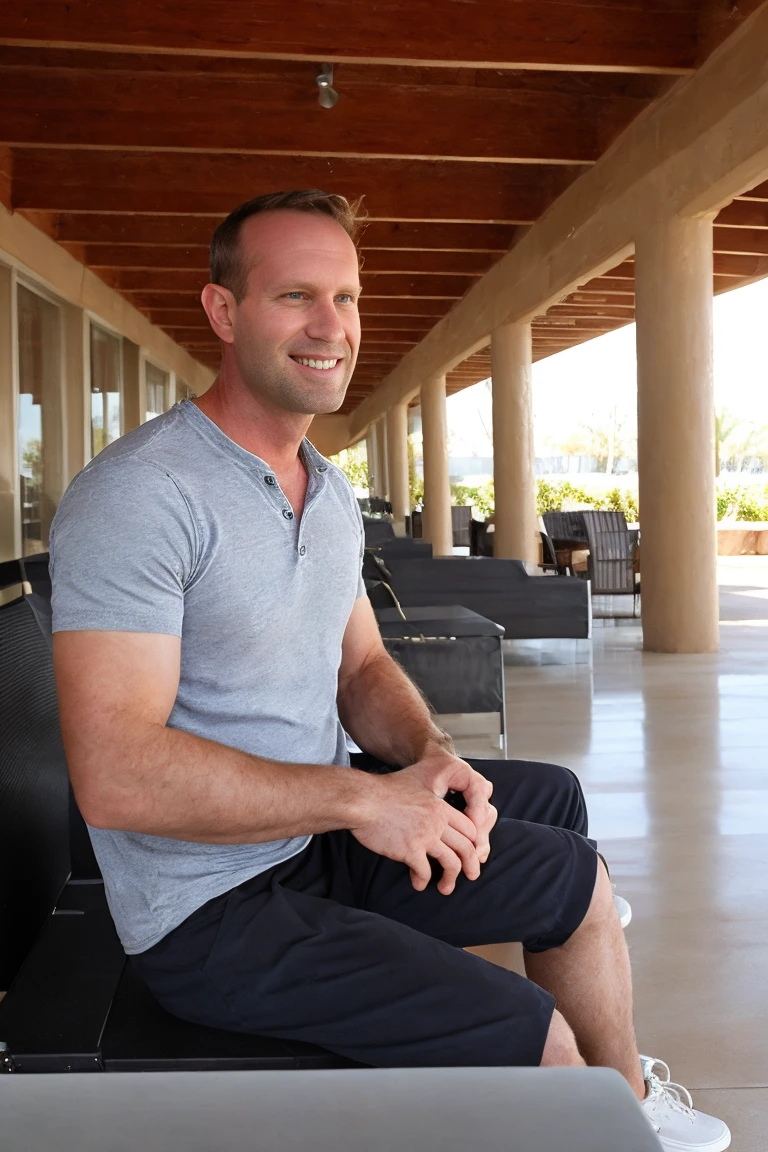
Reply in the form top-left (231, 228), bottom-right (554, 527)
top-left (132, 758), bottom-right (598, 1068)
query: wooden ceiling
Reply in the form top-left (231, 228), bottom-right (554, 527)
top-left (0, 1), bottom-right (766, 414)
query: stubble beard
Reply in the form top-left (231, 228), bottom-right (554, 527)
top-left (236, 337), bottom-right (354, 416)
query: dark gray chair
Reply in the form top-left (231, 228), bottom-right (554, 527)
top-left (362, 517), bottom-right (395, 546)
top-left (385, 557), bottom-right (591, 641)
top-left (542, 511), bottom-right (588, 545)
top-left (580, 510), bottom-right (640, 614)
top-left (451, 506), bottom-right (473, 548)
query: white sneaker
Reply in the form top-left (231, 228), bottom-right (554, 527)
top-left (639, 1056), bottom-right (731, 1151)
top-left (612, 884), bottom-right (632, 928)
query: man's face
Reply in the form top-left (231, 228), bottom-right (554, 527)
top-left (226, 211), bottom-right (361, 415)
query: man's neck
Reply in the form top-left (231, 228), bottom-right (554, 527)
top-left (193, 373), bottom-right (313, 475)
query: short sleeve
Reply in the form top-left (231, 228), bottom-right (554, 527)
top-left (354, 494), bottom-right (366, 599)
top-left (50, 456), bottom-right (198, 637)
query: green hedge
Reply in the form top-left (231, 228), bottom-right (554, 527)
top-left (448, 479), bottom-right (638, 521)
top-left (716, 485), bottom-right (768, 522)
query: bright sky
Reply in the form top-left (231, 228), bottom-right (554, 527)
top-left (446, 276), bottom-right (768, 457)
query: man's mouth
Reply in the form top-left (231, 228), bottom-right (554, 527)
top-left (290, 356), bottom-right (342, 371)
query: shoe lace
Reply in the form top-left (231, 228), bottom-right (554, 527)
top-left (645, 1061), bottom-right (695, 1123)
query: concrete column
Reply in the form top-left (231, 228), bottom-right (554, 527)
top-left (491, 320), bottom-right (538, 563)
top-left (374, 418), bottom-right (388, 498)
top-left (420, 373), bottom-right (453, 556)
top-left (365, 426), bottom-right (378, 496)
top-left (635, 214), bottom-right (718, 653)
top-left (386, 402), bottom-right (410, 528)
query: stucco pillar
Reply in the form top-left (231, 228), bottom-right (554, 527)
top-left (491, 320), bottom-right (538, 563)
top-left (386, 401), bottom-right (410, 528)
top-left (374, 418), bottom-right (388, 498)
top-left (420, 374), bottom-right (453, 556)
top-left (635, 215), bottom-right (718, 653)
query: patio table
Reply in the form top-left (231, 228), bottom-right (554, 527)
top-left (375, 605), bottom-right (507, 754)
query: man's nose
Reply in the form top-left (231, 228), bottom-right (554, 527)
top-left (304, 299), bottom-right (348, 346)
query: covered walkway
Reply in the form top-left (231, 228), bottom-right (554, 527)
top-left (469, 556), bottom-right (768, 1147)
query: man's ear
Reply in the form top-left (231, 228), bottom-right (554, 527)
top-left (201, 283), bottom-right (237, 344)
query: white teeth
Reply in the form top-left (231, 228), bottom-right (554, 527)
top-left (294, 357), bottom-right (339, 370)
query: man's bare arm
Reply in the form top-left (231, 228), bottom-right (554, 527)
top-left (54, 629), bottom-right (372, 843)
top-left (337, 596), bottom-right (452, 768)
top-left (337, 597), bottom-right (498, 866)
top-left (54, 628), bottom-right (481, 893)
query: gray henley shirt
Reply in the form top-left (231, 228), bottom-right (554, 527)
top-left (49, 400), bottom-right (365, 954)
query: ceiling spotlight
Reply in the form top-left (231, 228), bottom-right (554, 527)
top-left (316, 63), bottom-right (339, 109)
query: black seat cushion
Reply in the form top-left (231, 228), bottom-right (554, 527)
top-left (102, 963), bottom-right (359, 1072)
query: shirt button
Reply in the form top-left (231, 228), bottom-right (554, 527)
top-left (317, 464), bottom-right (328, 473)
top-left (299, 545), bottom-right (307, 556)
top-left (264, 475), bottom-right (276, 486)
top-left (283, 508), bottom-right (294, 520)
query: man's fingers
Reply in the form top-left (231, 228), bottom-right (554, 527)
top-left (441, 826), bottom-right (481, 882)
top-left (408, 853), bottom-right (432, 892)
top-left (428, 842), bottom-right (463, 895)
top-left (446, 805), bottom-right (479, 843)
top-left (466, 800), bottom-right (498, 862)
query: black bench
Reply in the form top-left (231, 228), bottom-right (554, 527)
top-left (0, 559), bottom-right (354, 1074)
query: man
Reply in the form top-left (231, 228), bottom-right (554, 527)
top-left (51, 191), bottom-right (728, 1151)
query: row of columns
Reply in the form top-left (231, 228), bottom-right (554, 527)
top-left (362, 213), bottom-right (718, 654)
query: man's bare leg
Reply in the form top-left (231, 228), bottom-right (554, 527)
top-left (526, 861), bottom-right (645, 1100)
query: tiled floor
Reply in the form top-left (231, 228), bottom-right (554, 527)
top-left (460, 557), bottom-right (768, 1149)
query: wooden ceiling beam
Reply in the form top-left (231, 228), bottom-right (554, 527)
top-left (10, 148), bottom-right (581, 222)
top-left (0, 2), bottom-right (699, 73)
top-left (133, 295), bottom-right (455, 318)
top-left (544, 304), bottom-right (635, 318)
top-left (737, 179), bottom-right (768, 201)
top-left (712, 251), bottom-right (768, 277)
top-left (95, 268), bottom-right (478, 297)
top-left (0, 146), bottom-right (11, 212)
top-left (76, 244), bottom-right (497, 276)
top-left (712, 226), bottom-right (768, 255)
top-left (0, 60), bottom-right (659, 165)
top-left (714, 199), bottom-right (768, 228)
top-left (28, 213), bottom-right (522, 250)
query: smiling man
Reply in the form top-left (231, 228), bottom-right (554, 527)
top-left (49, 191), bottom-right (728, 1152)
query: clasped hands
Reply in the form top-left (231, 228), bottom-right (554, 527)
top-left (350, 748), bottom-right (498, 896)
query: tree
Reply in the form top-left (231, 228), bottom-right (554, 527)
top-left (715, 408), bottom-right (741, 477)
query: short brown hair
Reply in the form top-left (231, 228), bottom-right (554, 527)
top-left (209, 189), bottom-right (365, 301)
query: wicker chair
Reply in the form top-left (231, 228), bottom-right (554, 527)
top-left (580, 510), bottom-right (640, 615)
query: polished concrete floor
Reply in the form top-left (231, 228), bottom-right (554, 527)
top-left (461, 557), bottom-right (768, 1149)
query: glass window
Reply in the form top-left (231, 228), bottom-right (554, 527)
top-left (17, 284), bottom-right (61, 556)
top-left (145, 362), bottom-right (169, 421)
top-left (90, 324), bottom-right (122, 457)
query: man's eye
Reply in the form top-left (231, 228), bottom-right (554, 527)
top-left (336, 294), bottom-right (355, 304)
top-left (285, 292), bottom-right (305, 300)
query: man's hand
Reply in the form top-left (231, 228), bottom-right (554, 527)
top-left (349, 756), bottom-right (497, 896)
top-left (410, 748), bottom-right (497, 866)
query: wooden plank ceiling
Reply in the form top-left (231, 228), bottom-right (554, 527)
top-left (0, 0), bottom-right (766, 414)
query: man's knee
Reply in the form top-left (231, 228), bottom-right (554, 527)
top-left (540, 1008), bottom-right (585, 1067)
top-left (537, 762), bottom-right (589, 836)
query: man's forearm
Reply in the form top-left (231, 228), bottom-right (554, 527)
top-left (337, 648), bottom-right (454, 768)
top-left (74, 722), bottom-right (376, 844)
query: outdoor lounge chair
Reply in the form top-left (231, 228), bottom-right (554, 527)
top-left (384, 557), bottom-right (591, 641)
top-left (580, 510), bottom-right (640, 615)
